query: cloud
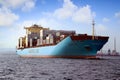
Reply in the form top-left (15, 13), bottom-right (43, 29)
top-left (115, 11), bottom-right (120, 24)
top-left (0, 0), bottom-right (24, 8)
top-left (96, 24), bottom-right (107, 33)
top-left (37, 18), bottom-right (64, 29)
top-left (115, 12), bottom-right (120, 18)
top-left (0, 0), bottom-right (36, 26)
top-left (16, 0), bottom-right (95, 31)
top-left (54, 0), bottom-right (77, 19)
top-left (0, 0), bottom-right (36, 11)
top-left (0, 7), bottom-right (19, 26)
top-left (53, 0), bottom-right (94, 24)
top-left (18, 18), bottom-right (63, 31)
top-left (22, 0), bottom-right (35, 12)
top-left (103, 17), bottom-right (110, 22)
top-left (72, 5), bottom-right (93, 23)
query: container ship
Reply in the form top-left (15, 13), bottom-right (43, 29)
top-left (16, 22), bottom-right (109, 58)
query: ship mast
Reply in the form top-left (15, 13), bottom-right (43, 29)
top-left (92, 20), bottom-right (95, 40)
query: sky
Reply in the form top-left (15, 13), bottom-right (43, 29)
top-left (0, 0), bottom-right (120, 52)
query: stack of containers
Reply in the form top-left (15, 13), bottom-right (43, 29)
top-left (46, 36), bottom-right (50, 44)
top-left (40, 29), bottom-right (43, 45)
top-left (37, 39), bottom-right (40, 46)
top-left (20, 37), bottom-right (23, 48)
top-left (49, 34), bottom-right (54, 44)
top-left (30, 38), bottom-right (32, 47)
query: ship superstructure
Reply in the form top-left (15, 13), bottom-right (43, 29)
top-left (17, 24), bottom-right (75, 49)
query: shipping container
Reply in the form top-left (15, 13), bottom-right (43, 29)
top-left (37, 39), bottom-right (40, 46)
top-left (20, 38), bottom-right (22, 48)
top-left (46, 36), bottom-right (50, 44)
top-left (30, 38), bottom-right (32, 47)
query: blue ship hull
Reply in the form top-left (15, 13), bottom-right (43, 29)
top-left (16, 36), bottom-right (108, 58)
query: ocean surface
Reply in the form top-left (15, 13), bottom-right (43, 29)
top-left (0, 51), bottom-right (120, 80)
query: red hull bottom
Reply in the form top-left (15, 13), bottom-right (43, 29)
top-left (20, 55), bottom-right (98, 59)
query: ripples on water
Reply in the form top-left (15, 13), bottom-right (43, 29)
top-left (0, 52), bottom-right (120, 80)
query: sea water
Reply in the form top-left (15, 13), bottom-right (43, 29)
top-left (0, 51), bottom-right (120, 80)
